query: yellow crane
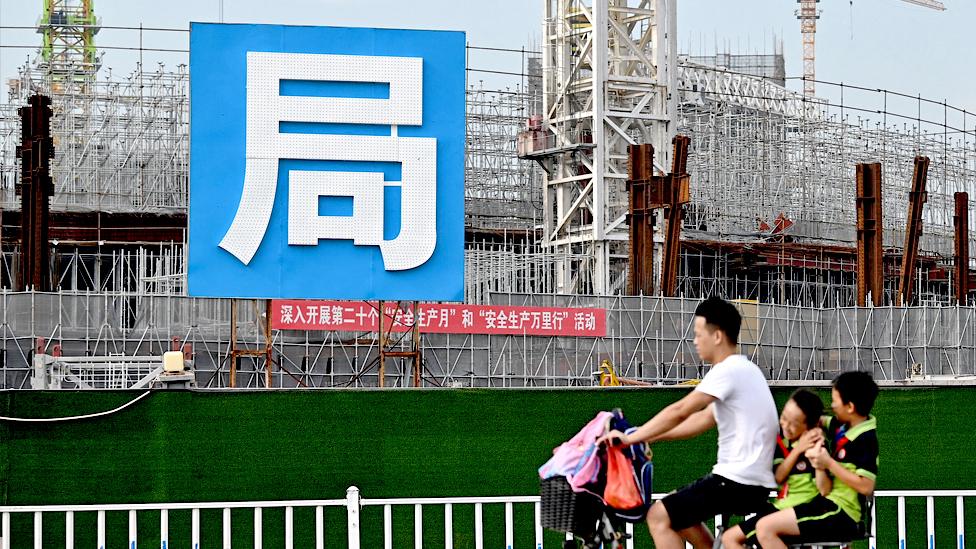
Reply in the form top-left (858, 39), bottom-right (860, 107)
top-left (796, 0), bottom-right (946, 97)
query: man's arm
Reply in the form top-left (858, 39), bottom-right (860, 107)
top-left (656, 406), bottom-right (717, 442)
top-left (614, 390), bottom-right (717, 445)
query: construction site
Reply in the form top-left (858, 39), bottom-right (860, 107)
top-left (0, 0), bottom-right (973, 389)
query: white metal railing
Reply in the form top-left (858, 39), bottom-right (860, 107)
top-left (29, 354), bottom-right (188, 390)
top-left (0, 488), bottom-right (969, 548)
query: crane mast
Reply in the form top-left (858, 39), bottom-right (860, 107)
top-left (796, 0), bottom-right (945, 98)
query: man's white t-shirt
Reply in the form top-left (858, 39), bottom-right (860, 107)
top-left (695, 354), bottom-right (778, 489)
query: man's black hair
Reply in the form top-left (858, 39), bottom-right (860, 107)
top-left (694, 296), bottom-right (741, 345)
top-left (790, 388), bottom-right (825, 429)
top-left (832, 371), bottom-right (879, 417)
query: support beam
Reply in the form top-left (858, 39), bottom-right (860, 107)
top-left (16, 94), bottom-right (54, 292)
top-left (627, 144), bottom-right (655, 295)
top-left (856, 163), bottom-right (884, 306)
top-left (229, 300), bottom-right (274, 388)
top-left (897, 156), bottom-right (929, 306)
top-left (626, 135), bottom-right (690, 297)
top-left (377, 301), bottom-right (423, 388)
top-left (660, 135), bottom-right (690, 297)
top-left (955, 192), bottom-right (970, 305)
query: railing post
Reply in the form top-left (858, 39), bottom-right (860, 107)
top-left (870, 496), bottom-right (877, 549)
top-left (446, 503), bottom-right (455, 549)
top-left (958, 496), bottom-right (966, 549)
top-left (160, 509), bottom-right (168, 549)
top-left (504, 502), bottom-right (513, 549)
top-left (254, 508), bottom-right (263, 549)
top-left (222, 508), bottom-right (231, 549)
top-left (192, 509), bottom-right (200, 549)
top-left (533, 502), bottom-right (542, 549)
top-left (285, 506), bottom-right (294, 549)
top-left (315, 506), bottom-right (324, 549)
top-left (414, 504), bottom-right (423, 549)
top-left (65, 511), bottom-right (74, 549)
top-left (898, 496), bottom-right (907, 549)
top-left (33, 512), bottom-right (41, 549)
top-left (346, 486), bottom-right (361, 549)
top-left (1, 512), bottom-right (9, 549)
top-left (97, 510), bottom-right (106, 549)
top-left (475, 503), bottom-right (484, 549)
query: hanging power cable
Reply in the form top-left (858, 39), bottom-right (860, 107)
top-left (0, 390), bottom-right (151, 422)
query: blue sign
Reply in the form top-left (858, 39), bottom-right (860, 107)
top-left (188, 23), bottom-right (465, 301)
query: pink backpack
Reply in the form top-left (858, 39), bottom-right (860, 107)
top-left (538, 411), bottom-right (612, 492)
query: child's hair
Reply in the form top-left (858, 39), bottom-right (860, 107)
top-left (790, 389), bottom-right (824, 429)
top-left (832, 371), bottom-right (879, 416)
top-left (693, 296), bottom-right (741, 345)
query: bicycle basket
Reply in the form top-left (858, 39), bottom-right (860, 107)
top-left (540, 476), bottom-right (604, 533)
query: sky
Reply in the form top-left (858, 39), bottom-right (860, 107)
top-left (0, 0), bottom-right (973, 129)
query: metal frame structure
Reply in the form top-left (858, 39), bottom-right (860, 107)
top-left (0, 62), bottom-right (188, 213)
top-left (539, 0), bottom-right (677, 295)
top-left (2, 291), bottom-right (976, 389)
top-left (37, 0), bottom-right (101, 81)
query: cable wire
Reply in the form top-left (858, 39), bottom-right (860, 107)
top-left (0, 390), bottom-right (151, 422)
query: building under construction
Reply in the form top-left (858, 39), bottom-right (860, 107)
top-left (0, 0), bottom-right (974, 389)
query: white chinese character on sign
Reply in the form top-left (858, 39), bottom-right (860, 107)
top-left (574, 312), bottom-right (585, 331)
top-left (462, 309), bottom-right (474, 328)
top-left (553, 312), bottom-right (567, 330)
top-left (585, 313), bottom-right (596, 331)
top-left (482, 310), bottom-right (498, 329)
top-left (281, 305), bottom-right (295, 324)
top-left (332, 306), bottom-right (344, 324)
top-left (319, 306), bottom-right (331, 324)
top-left (355, 306), bottom-right (369, 325)
top-left (218, 52), bottom-right (436, 271)
top-left (438, 308), bottom-right (451, 328)
top-left (507, 310), bottom-right (520, 330)
top-left (305, 306), bottom-right (318, 324)
top-left (542, 312), bottom-right (552, 330)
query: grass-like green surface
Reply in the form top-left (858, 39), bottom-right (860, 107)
top-left (0, 386), bottom-right (971, 547)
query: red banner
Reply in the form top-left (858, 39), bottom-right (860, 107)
top-left (271, 300), bottom-right (606, 337)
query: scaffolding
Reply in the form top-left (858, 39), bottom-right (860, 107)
top-left (465, 84), bottom-right (543, 230)
top-left (677, 64), bottom-right (976, 258)
top-left (0, 291), bottom-right (973, 389)
top-left (0, 9), bottom-right (975, 387)
top-left (0, 61), bottom-right (188, 213)
top-left (536, 0), bottom-right (678, 295)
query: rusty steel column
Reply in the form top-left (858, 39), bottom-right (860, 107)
top-left (955, 192), bottom-right (970, 304)
top-left (16, 94), bottom-right (54, 291)
top-left (856, 163), bottom-right (884, 306)
top-left (627, 144), bottom-right (655, 295)
top-left (229, 299), bottom-right (275, 388)
top-left (377, 301), bottom-right (423, 387)
top-left (661, 136), bottom-right (691, 297)
top-left (897, 156), bottom-right (929, 306)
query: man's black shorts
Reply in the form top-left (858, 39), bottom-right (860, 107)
top-left (660, 474), bottom-right (771, 531)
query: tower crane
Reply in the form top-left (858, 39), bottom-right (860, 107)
top-left (796, 0), bottom-right (945, 97)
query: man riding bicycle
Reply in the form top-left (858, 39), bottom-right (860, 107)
top-left (598, 297), bottom-right (779, 549)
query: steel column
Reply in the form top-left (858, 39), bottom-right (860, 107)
top-left (898, 156), bottom-right (929, 305)
top-left (955, 192), bottom-right (970, 304)
top-left (856, 163), bottom-right (884, 306)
